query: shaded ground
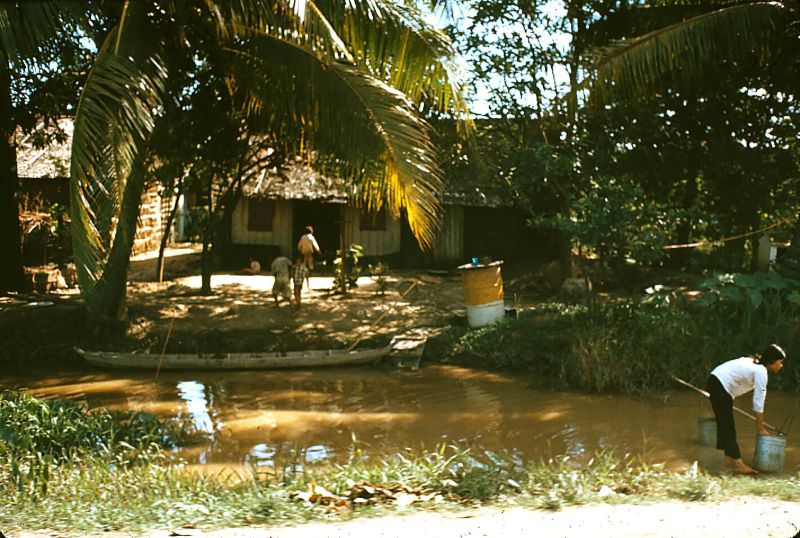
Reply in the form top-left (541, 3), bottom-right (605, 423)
top-left (124, 248), bottom-right (467, 354)
top-left (11, 499), bottom-right (800, 537)
top-left (1, 247), bottom-right (474, 364)
top-left (1, 245), bottom-right (702, 365)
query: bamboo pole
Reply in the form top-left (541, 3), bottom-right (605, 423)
top-left (671, 375), bottom-right (782, 434)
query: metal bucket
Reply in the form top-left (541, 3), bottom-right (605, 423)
top-left (698, 417), bottom-right (717, 447)
top-left (753, 433), bottom-right (785, 472)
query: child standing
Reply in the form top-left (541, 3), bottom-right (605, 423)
top-left (291, 256), bottom-right (309, 307)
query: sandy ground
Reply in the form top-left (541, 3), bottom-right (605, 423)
top-left (9, 499), bottom-right (800, 538)
top-left (121, 247), bottom-right (469, 353)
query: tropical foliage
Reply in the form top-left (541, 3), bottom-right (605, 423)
top-left (0, 1), bottom-right (470, 330)
top-left (446, 0), bottom-right (799, 275)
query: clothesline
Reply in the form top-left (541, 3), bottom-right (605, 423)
top-left (661, 220), bottom-right (792, 251)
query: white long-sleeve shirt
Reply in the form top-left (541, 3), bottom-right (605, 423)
top-left (711, 357), bottom-right (768, 413)
top-left (297, 233), bottom-right (320, 255)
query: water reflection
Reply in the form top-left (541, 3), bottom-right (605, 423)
top-left (176, 380), bottom-right (215, 435)
top-left (249, 443), bottom-right (276, 467)
top-left (4, 364), bottom-right (800, 474)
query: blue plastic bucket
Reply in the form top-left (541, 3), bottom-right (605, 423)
top-left (753, 434), bottom-right (785, 472)
top-left (698, 417), bottom-right (716, 447)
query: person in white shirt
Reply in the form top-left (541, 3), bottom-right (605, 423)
top-left (706, 344), bottom-right (786, 474)
top-left (297, 226), bottom-right (321, 270)
top-left (270, 256), bottom-right (293, 305)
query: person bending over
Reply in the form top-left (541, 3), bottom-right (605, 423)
top-left (270, 255), bottom-right (292, 305)
top-left (706, 343), bottom-right (786, 474)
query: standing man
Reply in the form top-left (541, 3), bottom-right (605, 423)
top-left (297, 225), bottom-right (320, 290)
top-left (297, 225), bottom-right (321, 270)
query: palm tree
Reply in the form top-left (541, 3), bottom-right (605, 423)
top-left (62, 0), bottom-right (469, 334)
top-left (582, 0), bottom-right (799, 273)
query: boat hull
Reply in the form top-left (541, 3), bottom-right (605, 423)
top-left (76, 346), bottom-right (388, 370)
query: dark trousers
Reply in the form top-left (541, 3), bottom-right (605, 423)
top-left (706, 375), bottom-right (740, 459)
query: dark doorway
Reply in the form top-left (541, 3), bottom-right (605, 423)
top-left (399, 210), bottom-right (425, 267)
top-left (292, 200), bottom-right (342, 266)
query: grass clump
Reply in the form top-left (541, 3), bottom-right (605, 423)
top-left (0, 390), bottom-right (187, 495)
top-left (318, 443), bottom-right (527, 502)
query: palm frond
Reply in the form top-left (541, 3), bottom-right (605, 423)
top-left (70, 10), bottom-right (167, 313)
top-left (310, 0), bottom-right (471, 122)
top-left (0, 2), bottom-right (85, 64)
top-left (222, 34), bottom-right (443, 248)
top-left (215, 0), bottom-right (470, 125)
top-left (330, 62), bottom-right (443, 249)
top-left (579, 1), bottom-right (744, 55)
top-left (588, 2), bottom-right (787, 102)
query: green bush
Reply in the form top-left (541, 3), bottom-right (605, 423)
top-left (444, 272), bottom-right (800, 393)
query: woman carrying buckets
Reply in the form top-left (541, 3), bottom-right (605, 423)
top-left (706, 344), bottom-right (787, 474)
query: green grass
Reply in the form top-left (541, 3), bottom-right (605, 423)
top-left (3, 438), bottom-right (800, 532)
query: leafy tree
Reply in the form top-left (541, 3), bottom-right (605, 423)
top-left (64, 1), bottom-right (468, 334)
top-left (0, 3), bottom-right (90, 292)
top-left (452, 0), bottom-right (799, 274)
top-left (583, 0), bottom-right (800, 272)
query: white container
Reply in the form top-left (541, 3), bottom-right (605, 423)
top-left (465, 300), bottom-right (505, 328)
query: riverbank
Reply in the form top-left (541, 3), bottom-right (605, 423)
top-left (3, 389), bottom-right (800, 534)
top-left (11, 498), bottom-right (800, 538)
top-left (0, 266), bottom-right (466, 366)
top-left (6, 259), bottom-right (798, 397)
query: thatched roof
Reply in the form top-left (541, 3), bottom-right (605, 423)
top-left (244, 160), bottom-right (510, 208)
top-left (244, 160), bottom-right (353, 203)
top-left (16, 118), bottom-right (73, 179)
top-left (16, 118), bottom-right (512, 208)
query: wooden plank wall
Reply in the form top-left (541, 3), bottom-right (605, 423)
top-left (430, 205), bottom-right (463, 266)
top-left (231, 198), bottom-right (294, 255)
top-left (342, 206), bottom-right (401, 256)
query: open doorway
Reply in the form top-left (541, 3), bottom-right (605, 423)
top-left (292, 200), bottom-right (342, 267)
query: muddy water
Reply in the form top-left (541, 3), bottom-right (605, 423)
top-left (4, 365), bottom-right (800, 475)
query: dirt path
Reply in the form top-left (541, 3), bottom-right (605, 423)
top-left (124, 266), bottom-right (465, 353)
top-left (10, 499), bottom-right (800, 538)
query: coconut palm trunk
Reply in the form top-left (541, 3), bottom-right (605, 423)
top-left (0, 63), bottom-right (24, 293)
top-left (86, 162), bottom-right (148, 336)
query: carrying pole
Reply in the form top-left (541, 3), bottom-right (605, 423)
top-left (671, 375), bottom-right (782, 434)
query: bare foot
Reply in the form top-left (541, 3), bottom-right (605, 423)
top-left (733, 460), bottom-right (758, 475)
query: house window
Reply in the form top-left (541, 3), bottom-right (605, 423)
top-left (247, 198), bottom-right (275, 232)
top-left (360, 208), bottom-right (386, 231)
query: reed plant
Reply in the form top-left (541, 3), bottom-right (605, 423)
top-left (0, 390), bottom-right (187, 494)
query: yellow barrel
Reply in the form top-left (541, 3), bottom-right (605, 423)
top-left (458, 261), bottom-right (504, 327)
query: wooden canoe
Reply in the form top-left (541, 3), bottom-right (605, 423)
top-left (75, 345), bottom-right (390, 371)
